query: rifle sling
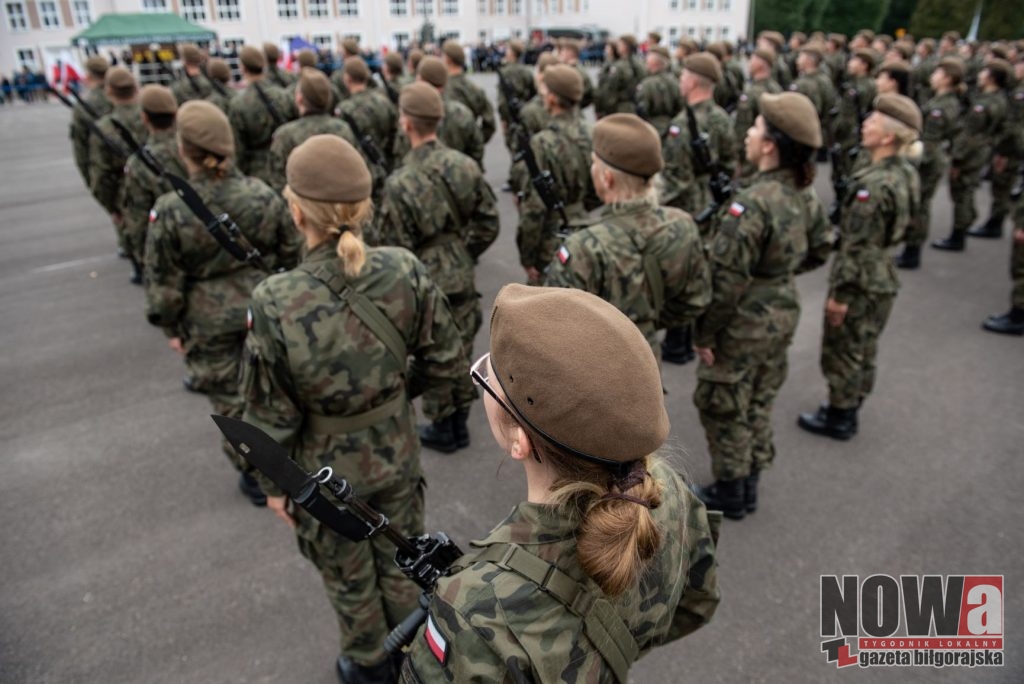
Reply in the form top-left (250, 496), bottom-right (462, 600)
top-left (252, 81), bottom-right (285, 127)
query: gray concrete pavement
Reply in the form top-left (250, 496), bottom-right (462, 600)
top-left (1, 78), bottom-right (1021, 684)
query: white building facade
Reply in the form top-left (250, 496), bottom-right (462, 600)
top-left (1, 0), bottom-right (751, 79)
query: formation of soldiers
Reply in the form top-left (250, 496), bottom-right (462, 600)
top-left (59, 28), bottom-right (1023, 684)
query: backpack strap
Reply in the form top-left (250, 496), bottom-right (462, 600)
top-left (472, 542), bottom-right (639, 684)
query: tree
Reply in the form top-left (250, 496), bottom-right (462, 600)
top-left (880, 0), bottom-right (918, 36)
top-left (909, 0), bottom-right (975, 37)
top-left (979, 0), bottom-right (1024, 40)
top-left (753, 0), bottom-right (815, 37)
top-left (805, 0), bottom-right (831, 33)
top-left (818, 0), bottom-right (892, 37)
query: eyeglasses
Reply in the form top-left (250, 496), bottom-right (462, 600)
top-left (470, 352), bottom-right (517, 420)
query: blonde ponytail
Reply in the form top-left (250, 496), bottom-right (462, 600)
top-left (180, 139), bottom-right (231, 179)
top-left (283, 187), bottom-right (374, 277)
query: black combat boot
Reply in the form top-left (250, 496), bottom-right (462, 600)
top-left (895, 245), bottom-right (921, 270)
top-left (797, 404), bottom-right (858, 440)
top-left (967, 216), bottom-right (1004, 239)
top-left (418, 416), bottom-right (458, 453)
top-left (238, 473), bottom-right (267, 507)
top-left (744, 470), bottom-right (760, 513)
top-left (336, 655), bottom-right (397, 684)
top-left (932, 230), bottom-right (966, 251)
top-left (661, 326), bottom-right (695, 365)
top-left (129, 256), bottom-right (143, 285)
top-left (982, 307), bottom-right (1024, 336)
top-left (452, 408), bottom-right (470, 449)
top-left (692, 479), bottom-right (745, 520)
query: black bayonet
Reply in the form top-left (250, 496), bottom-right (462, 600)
top-left (66, 85), bottom-right (100, 119)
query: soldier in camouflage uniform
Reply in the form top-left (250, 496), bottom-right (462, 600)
top-left (826, 34), bottom-right (849, 90)
top-left (790, 45), bottom-right (834, 151)
top-left (757, 31), bottom-right (792, 90)
top-left (934, 60), bottom-right (1008, 251)
top-left (263, 42), bottom-right (295, 89)
top-left (545, 114), bottom-right (710, 360)
top-left (338, 58), bottom-right (399, 173)
top-left (202, 58), bottom-right (235, 114)
top-left (69, 56), bottom-right (111, 197)
top-left (170, 45), bottom-right (213, 105)
top-left (90, 67), bottom-right (147, 277)
top-left (897, 59), bottom-right (964, 269)
top-left (267, 69), bottom-right (358, 194)
top-left (144, 101), bottom-right (299, 504)
top-left (557, 38), bottom-right (594, 111)
top-left (241, 134), bottom-right (463, 683)
top-left (442, 41), bottom-right (496, 145)
top-left (497, 39), bottom-right (536, 150)
top-left (970, 59), bottom-right (1022, 239)
top-left (831, 49), bottom-right (877, 194)
top-left (120, 85), bottom-right (185, 282)
top-left (913, 39), bottom-right (939, 106)
top-left (707, 42), bottom-right (741, 114)
top-left (513, 65), bottom-right (598, 284)
top-left (381, 52), bottom-right (406, 102)
top-left (798, 96), bottom-right (921, 441)
top-left (981, 199), bottom-right (1024, 335)
top-left (735, 48), bottom-right (783, 179)
top-left (693, 93), bottom-right (832, 520)
top-left (228, 46), bottom-right (294, 187)
top-left (594, 34), bottom-right (645, 118)
top-left (401, 284), bottom-right (720, 683)
top-left (378, 83), bottom-right (499, 453)
top-left (330, 38), bottom-right (374, 103)
top-left (506, 53), bottom-right (558, 196)
top-left (635, 46), bottom-right (681, 138)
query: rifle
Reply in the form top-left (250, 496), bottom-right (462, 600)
top-left (685, 103), bottom-right (733, 225)
top-left (65, 85), bottom-right (99, 119)
top-left (340, 111), bottom-right (386, 169)
top-left (828, 89), bottom-right (865, 226)
top-left (515, 128), bottom-right (571, 233)
top-left (252, 81), bottom-right (287, 128)
top-left (374, 70), bottom-right (400, 106)
top-left (496, 66), bottom-right (523, 123)
top-left (212, 415), bottom-right (462, 654)
top-left (109, 118), bottom-right (273, 273)
top-left (50, 85), bottom-right (127, 157)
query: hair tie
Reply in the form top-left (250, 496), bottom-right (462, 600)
top-left (599, 460), bottom-right (656, 508)
top-left (599, 491), bottom-right (655, 508)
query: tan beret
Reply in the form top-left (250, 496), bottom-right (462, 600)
top-left (800, 44), bottom-right (824, 63)
top-left (177, 100), bottom-right (234, 157)
top-left (140, 85), bottom-right (177, 114)
top-left (342, 38), bottom-right (360, 56)
top-left (180, 44), bottom-right (202, 66)
top-left (536, 51), bottom-right (559, 71)
top-left (207, 58), bottom-right (231, 82)
top-left (706, 42), bottom-right (726, 61)
top-left (509, 39), bottom-right (525, 56)
top-left (649, 45), bottom-right (671, 62)
top-left (543, 64), bottom-right (583, 103)
top-left (648, 31), bottom-right (662, 45)
top-left (891, 42), bottom-right (913, 61)
top-left (408, 49), bottom-right (424, 69)
top-left (619, 34), bottom-right (638, 50)
top-left (442, 40), bottom-right (465, 66)
top-left (878, 59), bottom-right (910, 78)
top-left (561, 38), bottom-right (581, 55)
top-left (85, 56), bottom-right (109, 78)
top-left (984, 58), bottom-right (1012, 86)
top-left (760, 92), bottom-right (822, 148)
top-left (852, 48), bottom-right (877, 70)
top-left (684, 53), bottom-right (722, 83)
top-left (344, 57), bottom-right (370, 83)
top-left (829, 33), bottom-right (848, 46)
top-left (593, 113), bottom-right (663, 179)
top-left (287, 134), bottom-right (371, 203)
top-left (299, 68), bottom-right (331, 111)
top-left (239, 46), bottom-right (264, 71)
top-left (384, 52), bottom-right (403, 73)
top-left (942, 31), bottom-right (961, 43)
top-left (417, 56), bottom-right (448, 89)
top-left (263, 42), bottom-right (280, 62)
top-left (400, 81), bottom-right (444, 120)
top-left (761, 31), bottom-right (785, 50)
top-left (752, 47), bottom-right (777, 66)
top-left (297, 49), bottom-right (317, 68)
top-left (791, 31), bottom-right (807, 43)
top-left (489, 284), bottom-right (669, 466)
top-left (105, 67), bottom-right (136, 91)
top-left (937, 58), bottom-right (965, 83)
top-left (874, 93), bottom-right (922, 132)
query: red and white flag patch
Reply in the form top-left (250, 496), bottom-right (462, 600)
top-left (668, 125), bottom-right (680, 137)
top-left (557, 245), bottom-right (571, 264)
top-left (425, 614), bottom-right (448, 665)
top-left (973, 104), bottom-right (985, 113)
top-left (246, 307), bottom-right (254, 330)
top-left (149, 209), bottom-right (158, 223)
top-left (728, 202), bottom-right (745, 217)
top-left (856, 189), bottom-right (870, 202)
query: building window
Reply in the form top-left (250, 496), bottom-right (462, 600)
top-left (703, 26), bottom-right (713, 39)
top-left (477, 0), bottom-right (486, 14)
top-left (5, 1), bottom-right (26, 30)
top-left (439, 30), bottom-right (459, 42)
top-left (686, 0), bottom-right (696, 9)
top-left (670, 0), bottom-right (679, 8)
top-left (72, 0), bottom-right (91, 25)
top-left (216, 0), bottom-right (241, 20)
top-left (390, 0), bottom-right (407, 16)
top-left (16, 47), bottom-right (35, 68)
top-left (721, 0), bottom-right (730, 8)
top-left (720, 26), bottom-right (729, 39)
top-left (415, 0), bottom-right (432, 15)
top-left (393, 31), bottom-right (410, 50)
top-left (687, 26), bottom-right (696, 37)
top-left (277, 0), bottom-right (299, 18)
top-left (312, 33), bottom-right (333, 50)
top-left (442, 0), bottom-right (458, 15)
top-left (702, 0), bottom-right (713, 8)
top-left (39, 0), bottom-right (61, 27)
top-left (337, 0), bottom-right (358, 16)
top-left (141, 0), bottom-right (168, 11)
top-left (221, 37), bottom-right (243, 51)
top-left (306, 0), bottom-right (328, 17)
top-left (496, 0), bottom-right (505, 15)
top-left (180, 0), bottom-right (206, 22)
top-left (668, 27), bottom-right (678, 45)
top-left (534, 0), bottom-right (542, 15)
top-left (510, 0), bottom-right (521, 14)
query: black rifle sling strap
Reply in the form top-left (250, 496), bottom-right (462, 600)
top-left (252, 81), bottom-right (286, 127)
top-left (473, 543), bottom-right (638, 684)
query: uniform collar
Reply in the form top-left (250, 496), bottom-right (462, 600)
top-left (303, 236), bottom-right (340, 263)
top-left (601, 195), bottom-right (658, 218)
top-left (473, 501), bottom-right (579, 548)
top-left (408, 139), bottom-right (441, 162)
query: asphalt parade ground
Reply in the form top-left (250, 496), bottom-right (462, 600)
top-left (1, 74), bottom-right (1022, 683)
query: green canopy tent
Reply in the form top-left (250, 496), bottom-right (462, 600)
top-left (72, 12), bottom-right (216, 47)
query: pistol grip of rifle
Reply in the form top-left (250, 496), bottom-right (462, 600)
top-left (384, 593), bottom-right (431, 655)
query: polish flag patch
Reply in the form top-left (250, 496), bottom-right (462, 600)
top-left (930, 109), bottom-right (943, 118)
top-left (728, 202), bottom-right (745, 217)
top-left (856, 189), bottom-right (870, 202)
top-left (973, 104), bottom-right (985, 113)
top-left (557, 245), bottom-right (571, 264)
top-left (424, 614), bottom-right (448, 665)
top-left (149, 209), bottom-right (158, 223)
top-left (246, 307), bottom-right (254, 330)
top-left (668, 125), bottom-right (680, 137)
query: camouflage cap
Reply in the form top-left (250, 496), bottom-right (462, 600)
top-left (937, 57), bottom-right (965, 83)
top-left (400, 81), bottom-right (444, 120)
top-left (543, 64), bottom-right (583, 103)
top-left (207, 58), bottom-right (231, 82)
top-left (890, 41), bottom-right (914, 61)
top-left (874, 93), bottom-right (922, 132)
top-left (105, 66), bottom-right (136, 93)
top-left (263, 42), bottom-right (280, 62)
top-left (593, 113), bottom-right (663, 179)
top-left (852, 48), bottom-right (877, 70)
top-left (287, 134), bottom-right (371, 203)
top-left (342, 38), bottom-right (361, 56)
top-left (683, 53), bottom-right (722, 83)
top-left (139, 84), bottom-right (177, 114)
top-left (442, 40), bottom-right (466, 66)
top-left (299, 67), bottom-right (331, 111)
top-left (344, 57), bottom-right (371, 83)
top-left (180, 44), bottom-right (202, 66)
top-left (760, 92), bottom-right (822, 148)
top-left (536, 51), bottom-right (559, 71)
top-left (417, 56), bottom-right (448, 88)
top-left (942, 31), bottom-right (961, 43)
top-left (85, 55), bottom-right (109, 78)
top-left (828, 33), bottom-right (848, 47)
top-left (384, 52), bottom-right (403, 72)
top-left (791, 31), bottom-right (807, 43)
top-left (239, 46), bottom-right (265, 71)
top-left (297, 49), bottom-right (317, 68)
top-left (489, 284), bottom-right (670, 465)
top-left (177, 100), bottom-right (234, 157)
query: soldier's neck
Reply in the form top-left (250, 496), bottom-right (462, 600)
top-left (687, 91), bottom-right (712, 105)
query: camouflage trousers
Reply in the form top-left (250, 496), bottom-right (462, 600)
top-left (905, 155), bottom-right (948, 248)
top-left (950, 165), bottom-right (984, 233)
top-left (989, 157), bottom-right (1021, 221)
top-left (694, 341), bottom-right (791, 482)
top-left (186, 331), bottom-right (253, 475)
top-left (422, 295), bottom-right (480, 421)
top-left (295, 475), bottom-right (424, 666)
top-left (821, 293), bottom-right (895, 409)
top-left (1012, 234), bottom-right (1024, 308)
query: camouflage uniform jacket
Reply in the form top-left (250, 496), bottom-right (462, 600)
top-left (571, 62), bottom-right (595, 110)
top-left (714, 60), bottom-right (744, 112)
top-left (121, 129), bottom-right (186, 261)
top-left (920, 92), bottom-right (962, 172)
top-left (832, 75), bottom-right (876, 150)
top-left (143, 166), bottom-right (299, 340)
top-left (913, 55), bottom-right (939, 107)
top-left (952, 90), bottom-right (1007, 170)
top-left (661, 98), bottom-right (736, 215)
top-left (515, 111), bottom-right (598, 271)
top-left (636, 70), bottom-right (682, 137)
top-left (228, 81), bottom-right (294, 185)
top-left (268, 113), bottom-right (358, 193)
top-left (544, 196), bottom-right (711, 352)
top-left (734, 77), bottom-right (782, 165)
top-left (393, 98), bottom-right (485, 169)
top-left (339, 89), bottom-right (399, 171)
top-left (695, 168), bottom-right (832, 351)
top-left (497, 62), bottom-right (536, 126)
top-left (789, 73), bottom-right (825, 120)
top-left (594, 56), bottom-right (643, 118)
top-left (773, 56), bottom-right (793, 89)
top-left (266, 65), bottom-right (296, 89)
top-left (826, 51), bottom-right (847, 90)
top-left (90, 103), bottom-right (147, 215)
top-left (830, 156), bottom-right (916, 301)
top-left (377, 140), bottom-right (499, 299)
top-left (447, 72), bottom-right (497, 144)
top-left (70, 85), bottom-right (112, 189)
top-left (204, 87), bottom-right (236, 115)
top-left (170, 72), bottom-right (213, 104)
top-left (1007, 86), bottom-right (1024, 157)
top-left (400, 460), bottom-right (720, 683)
top-left (508, 95), bottom-right (552, 195)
